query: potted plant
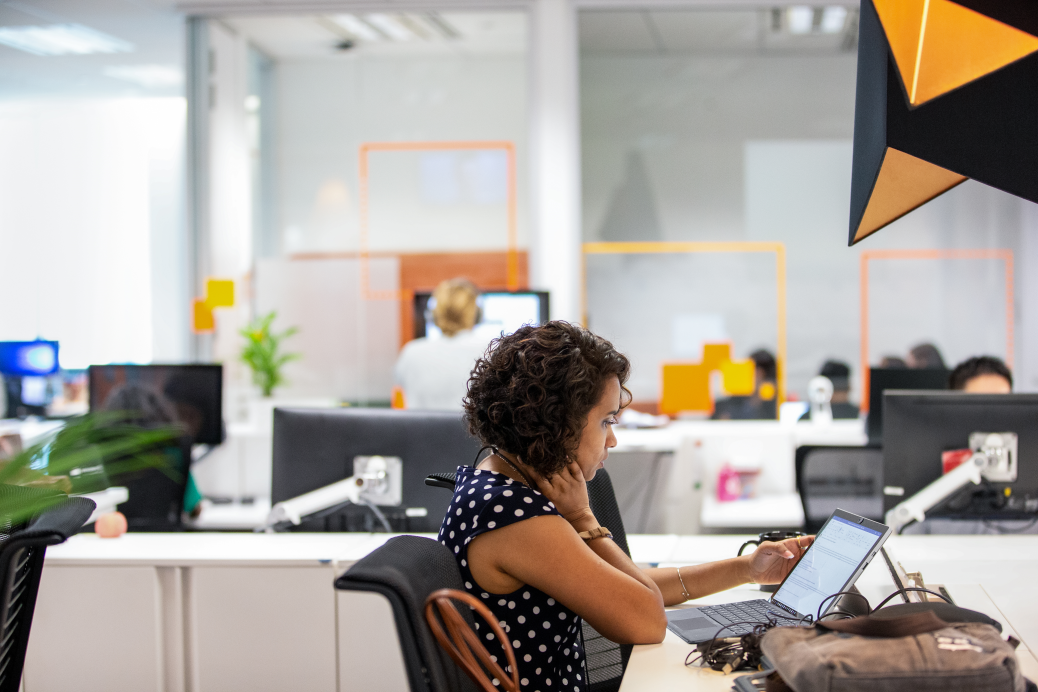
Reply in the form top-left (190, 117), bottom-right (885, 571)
top-left (239, 311), bottom-right (300, 398)
top-left (0, 413), bottom-right (179, 525)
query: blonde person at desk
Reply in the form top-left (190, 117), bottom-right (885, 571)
top-left (440, 321), bottom-right (812, 691)
top-left (394, 278), bottom-right (489, 411)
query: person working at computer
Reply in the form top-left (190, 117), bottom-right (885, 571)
top-left (712, 348), bottom-right (778, 419)
top-left (907, 342), bottom-right (946, 369)
top-left (394, 278), bottom-right (489, 411)
top-left (799, 360), bottom-right (859, 421)
top-left (442, 322), bottom-right (812, 691)
top-left (949, 356), bottom-right (1012, 393)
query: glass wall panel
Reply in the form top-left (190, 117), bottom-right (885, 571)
top-left (580, 8), bottom-right (1027, 404)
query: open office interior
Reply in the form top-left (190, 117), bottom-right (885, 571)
top-left (2, 1), bottom-right (1038, 691)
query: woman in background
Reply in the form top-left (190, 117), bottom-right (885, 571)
top-left (394, 277), bottom-right (489, 411)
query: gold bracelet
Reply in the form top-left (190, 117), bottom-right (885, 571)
top-left (676, 567), bottom-right (691, 601)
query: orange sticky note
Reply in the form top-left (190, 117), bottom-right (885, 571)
top-left (192, 299), bottom-right (214, 333)
top-left (660, 363), bottom-right (712, 415)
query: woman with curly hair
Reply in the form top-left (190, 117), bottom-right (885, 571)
top-left (438, 321), bottom-right (812, 691)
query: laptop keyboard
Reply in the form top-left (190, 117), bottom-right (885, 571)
top-left (697, 600), bottom-right (780, 636)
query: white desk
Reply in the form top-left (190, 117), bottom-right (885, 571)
top-left (25, 533), bottom-right (1038, 692)
top-left (611, 420), bottom-right (863, 533)
top-left (620, 534), bottom-right (1038, 690)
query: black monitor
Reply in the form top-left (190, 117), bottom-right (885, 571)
top-left (882, 392), bottom-right (1038, 516)
top-left (867, 367), bottom-right (949, 446)
top-left (413, 290), bottom-right (550, 340)
top-left (88, 364), bottom-right (224, 446)
top-left (272, 407), bottom-right (483, 532)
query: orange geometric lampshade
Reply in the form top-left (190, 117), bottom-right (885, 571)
top-left (849, 0), bottom-right (1038, 245)
top-left (874, 0), bottom-right (1038, 107)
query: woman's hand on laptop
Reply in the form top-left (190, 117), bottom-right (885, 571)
top-left (746, 535), bottom-right (815, 585)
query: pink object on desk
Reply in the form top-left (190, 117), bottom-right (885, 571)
top-left (717, 464), bottom-right (742, 501)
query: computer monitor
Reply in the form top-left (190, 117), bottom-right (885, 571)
top-left (413, 291), bottom-right (550, 341)
top-left (0, 341), bottom-right (60, 377)
top-left (882, 391), bottom-right (1038, 515)
top-left (866, 367), bottom-right (949, 446)
top-left (272, 407), bottom-right (483, 532)
top-left (88, 364), bottom-right (224, 446)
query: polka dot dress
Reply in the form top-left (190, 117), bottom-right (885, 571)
top-left (439, 465), bottom-right (588, 692)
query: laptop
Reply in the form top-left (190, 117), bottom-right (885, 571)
top-left (666, 509), bottom-right (891, 644)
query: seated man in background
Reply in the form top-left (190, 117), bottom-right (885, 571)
top-left (907, 342), bottom-right (946, 369)
top-left (394, 277), bottom-right (489, 411)
top-left (712, 349), bottom-right (778, 420)
top-left (949, 356), bottom-right (1012, 393)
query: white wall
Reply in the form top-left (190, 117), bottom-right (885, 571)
top-left (0, 98), bottom-right (188, 369)
top-left (275, 53), bottom-right (528, 256)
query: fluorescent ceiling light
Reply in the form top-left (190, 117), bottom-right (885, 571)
top-left (786, 6), bottom-right (814, 35)
top-left (329, 14), bottom-right (381, 42)
top-left (365, 14), bottom-right (415, 41)
top-left (0, 23), bottom-right (133, 56)
top-left (820, 7), bottom-right (848, 34)
top-left (104, 64), bottom-right (182, 88)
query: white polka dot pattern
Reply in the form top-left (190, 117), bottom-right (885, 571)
top-left (438, 465), bottom-right (586, 692)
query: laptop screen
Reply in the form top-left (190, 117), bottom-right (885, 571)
top-left (771, 515), bottom-right (885, 618)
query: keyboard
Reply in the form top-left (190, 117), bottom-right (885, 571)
top-left (696, 600), bottom-right (778, 636)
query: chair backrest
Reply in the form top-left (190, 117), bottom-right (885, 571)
top-left (424, 468), bottom-right (633, 692)
top-left (582, 469), bottom-right (632, 692)
top-left (0, 487), bottom-right (94, 692)
top-left (116, 434), bottom-right (193, 531)
top-left (335, 535), bottom-right (478, 692)
top-left (795, 446), bottom-right (884, 532)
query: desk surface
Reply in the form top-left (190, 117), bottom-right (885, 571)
top-left (620, 534), bottom-right (1038, 690)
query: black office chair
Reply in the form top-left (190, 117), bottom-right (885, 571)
top-left (795, 446), bottom-right (884, 532)
top-left (335, 535), bottom-right (479, 692)
top-left (115, 434), bottom-right (193, 531)
top-left (424, 468), bottom-right (632, 692)
top-left (0, 485), bottom-right (95, 692)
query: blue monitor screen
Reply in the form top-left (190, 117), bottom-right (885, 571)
top-left (0, 341), bottom-right (60, 376)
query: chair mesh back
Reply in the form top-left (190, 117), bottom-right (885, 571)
top-left (582, 469), bottom-right (632, 692)
top-left (0, 488), bottom-right (94, 692)
top-left (335, 535), bottom-right (478, 692)
top-left (797, 447), bottom-right (883, 531)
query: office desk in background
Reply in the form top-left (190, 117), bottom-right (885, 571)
top-left (609, 420), bottom-right (865, 533)
top-left (26, 532), bottom-right (1038, 692)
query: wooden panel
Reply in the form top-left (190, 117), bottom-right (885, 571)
top-left (398, 251), bottom-right (529, 347)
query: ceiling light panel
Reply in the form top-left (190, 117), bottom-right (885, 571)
top-left (365, 14), bottom-right (415, 41)
top-left (787, 6), bottom-right (814, 35)
top-left (0, 23), bottom-right (133, 56)
top-left (821, 7), bottom-right (848, 33)
top-left (329, 14), bottom-right (381, 42)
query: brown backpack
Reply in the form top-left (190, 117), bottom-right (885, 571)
top-left (758, 607), bottom-right (1027, 692)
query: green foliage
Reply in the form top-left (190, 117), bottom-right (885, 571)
top-left (240, 311), bottom-right (300, 397)
top-left (0, 413), bottom-right (180, 526)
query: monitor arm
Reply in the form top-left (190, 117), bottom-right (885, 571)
top-left (885, 432), bottom-right (1017, 534)
top-left (263, 456), bottom-right (394, 531)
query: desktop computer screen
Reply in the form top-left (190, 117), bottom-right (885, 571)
top-left (88, 364), bottom-right (224, 446)
top-left (413, 291), bottom-right (550, 341)
top-left (0, 341), bottom-right (59, 377)
top-left (882, 391), bottom-right (1038, 516)
top-left (272, 407), bottom-right (483, 532)
top-left (866, 367), bottom-right (949, 446)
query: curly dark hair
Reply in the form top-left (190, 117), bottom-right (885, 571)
top-left (463, 321), bottom-right (632, 478)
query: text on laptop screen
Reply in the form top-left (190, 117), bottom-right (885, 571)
top-left (772, 516), bottom-right (883, 617)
